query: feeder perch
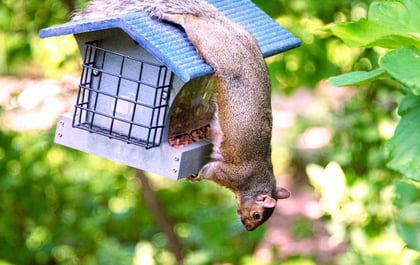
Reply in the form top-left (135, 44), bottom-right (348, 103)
top-left (39, 0), bottom-right (300, 179)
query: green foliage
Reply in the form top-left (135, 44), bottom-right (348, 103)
top-left (307, 162), bottom-right (409, 265)
top-left (386, 94), bottom-right (420, 182)
top-left (0, 129), bottom-right (262, 264)
top-left (327, 0), bottom-right (420, 252)
top-left (328, 68), bottom-right (387, 87)
top-left (328, 0), bottom-right (420, 49)
top-left (303, 75), bottom-right (419, 263)
top-left (0, 0), bottom-right (80, 76)
top-left (381, 47), bottom-right (420, 94)
top-left (394, 180), bottom-right (420, 251)
top-left (0, 130), bottom-right (144, 264)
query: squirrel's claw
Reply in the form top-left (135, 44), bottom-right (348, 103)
top-left (186, 173), bottom-right (202, 182)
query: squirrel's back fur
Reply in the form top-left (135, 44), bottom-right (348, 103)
top-left (73, 0), bottom-right (289, 231)
top-left (73, 0), bottom-right (219, 20)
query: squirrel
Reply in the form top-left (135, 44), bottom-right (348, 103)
top-left (73, 0), bottom-right (291, 231)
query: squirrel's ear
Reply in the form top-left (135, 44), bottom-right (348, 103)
top-left (277, 187), bottom-right (291, 199)
top-left (257, 195), bottom-right (277, 208)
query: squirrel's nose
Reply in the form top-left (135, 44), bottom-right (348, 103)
top-left (245, 224), bottom-right (256, 231)
top-left (240, 217), bottom-right (256, 231)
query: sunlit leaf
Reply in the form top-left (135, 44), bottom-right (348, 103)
top-left (329, 20), bottom-right (420, 49)
top-left (306, 162), bottom-right (346, 214)
top-left (397, 203), bottom-right (420, 251)
top-left (328, 68), bottom-right (387, 87)
top-left (369, 0), bottom-right (420, 33)
top-left (394, 180), bottom-right (419, 209)
top-left (328, 0), bottom-right (420, 49)
top-left (380, 46), bottom-right (420, 95)
top-left (386, 94), bottom-right (420, 182)
top-left (394, 180), bottom-right (420, 251)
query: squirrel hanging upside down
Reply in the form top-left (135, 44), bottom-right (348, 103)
top-left (73, 0), bottom-right (291, 231)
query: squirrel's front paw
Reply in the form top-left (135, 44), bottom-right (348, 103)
top-left (186, 173), bottom-right (202, 182)
top-left (187, 162), bottom-right (216, 182)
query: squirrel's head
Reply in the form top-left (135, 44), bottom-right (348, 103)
top-left (236, 187), bottom-right (290, 231)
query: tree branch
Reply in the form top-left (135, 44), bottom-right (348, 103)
top-left (135, 170), bottom-right (184, 264)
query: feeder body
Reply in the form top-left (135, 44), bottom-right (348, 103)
top-left (55, 28), bottom-right (213, 179)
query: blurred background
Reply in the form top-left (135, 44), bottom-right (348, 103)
top-left (0, 0), bottom-right (419, 264)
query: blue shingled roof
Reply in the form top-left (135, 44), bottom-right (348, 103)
top-left (39, 0), bottom-right (300, 82)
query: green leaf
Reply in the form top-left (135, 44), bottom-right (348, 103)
top-left (380, 46), bottom-right (420, 95)
top-left (328, 0), bottom-right (420, 49)
top-left (369, 0), bottom-right (420, 33)
top-left (328, 68), bottom-right (387, 87)
top-left (394, 180), bottom-right (419, 209)
top-left (386, 94), bottom-right (420, 182)
top-left (306, 162), bottom-right (346, 215)
top-left (329, 20), bottom-right (420, 49)
top-left (396, 203), bottom-right (420, 251)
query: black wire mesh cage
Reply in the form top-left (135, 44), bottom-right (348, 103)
top-left (73, 41), bottom-right (172, 149)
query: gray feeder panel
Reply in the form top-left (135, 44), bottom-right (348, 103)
top-left (56, 112), bottom-right (212, 179)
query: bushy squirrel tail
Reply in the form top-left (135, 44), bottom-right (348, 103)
top-left (72, 0), bottom-right (219, 20)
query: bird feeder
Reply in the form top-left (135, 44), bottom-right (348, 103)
top-left (39, 0), bottom-right (300, 179)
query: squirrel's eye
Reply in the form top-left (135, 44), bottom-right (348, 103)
top-left (252, 212), bottom-right (261, 220)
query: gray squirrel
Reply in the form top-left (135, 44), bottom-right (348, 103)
top-left (74, 0), bottom-right (290, 231)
